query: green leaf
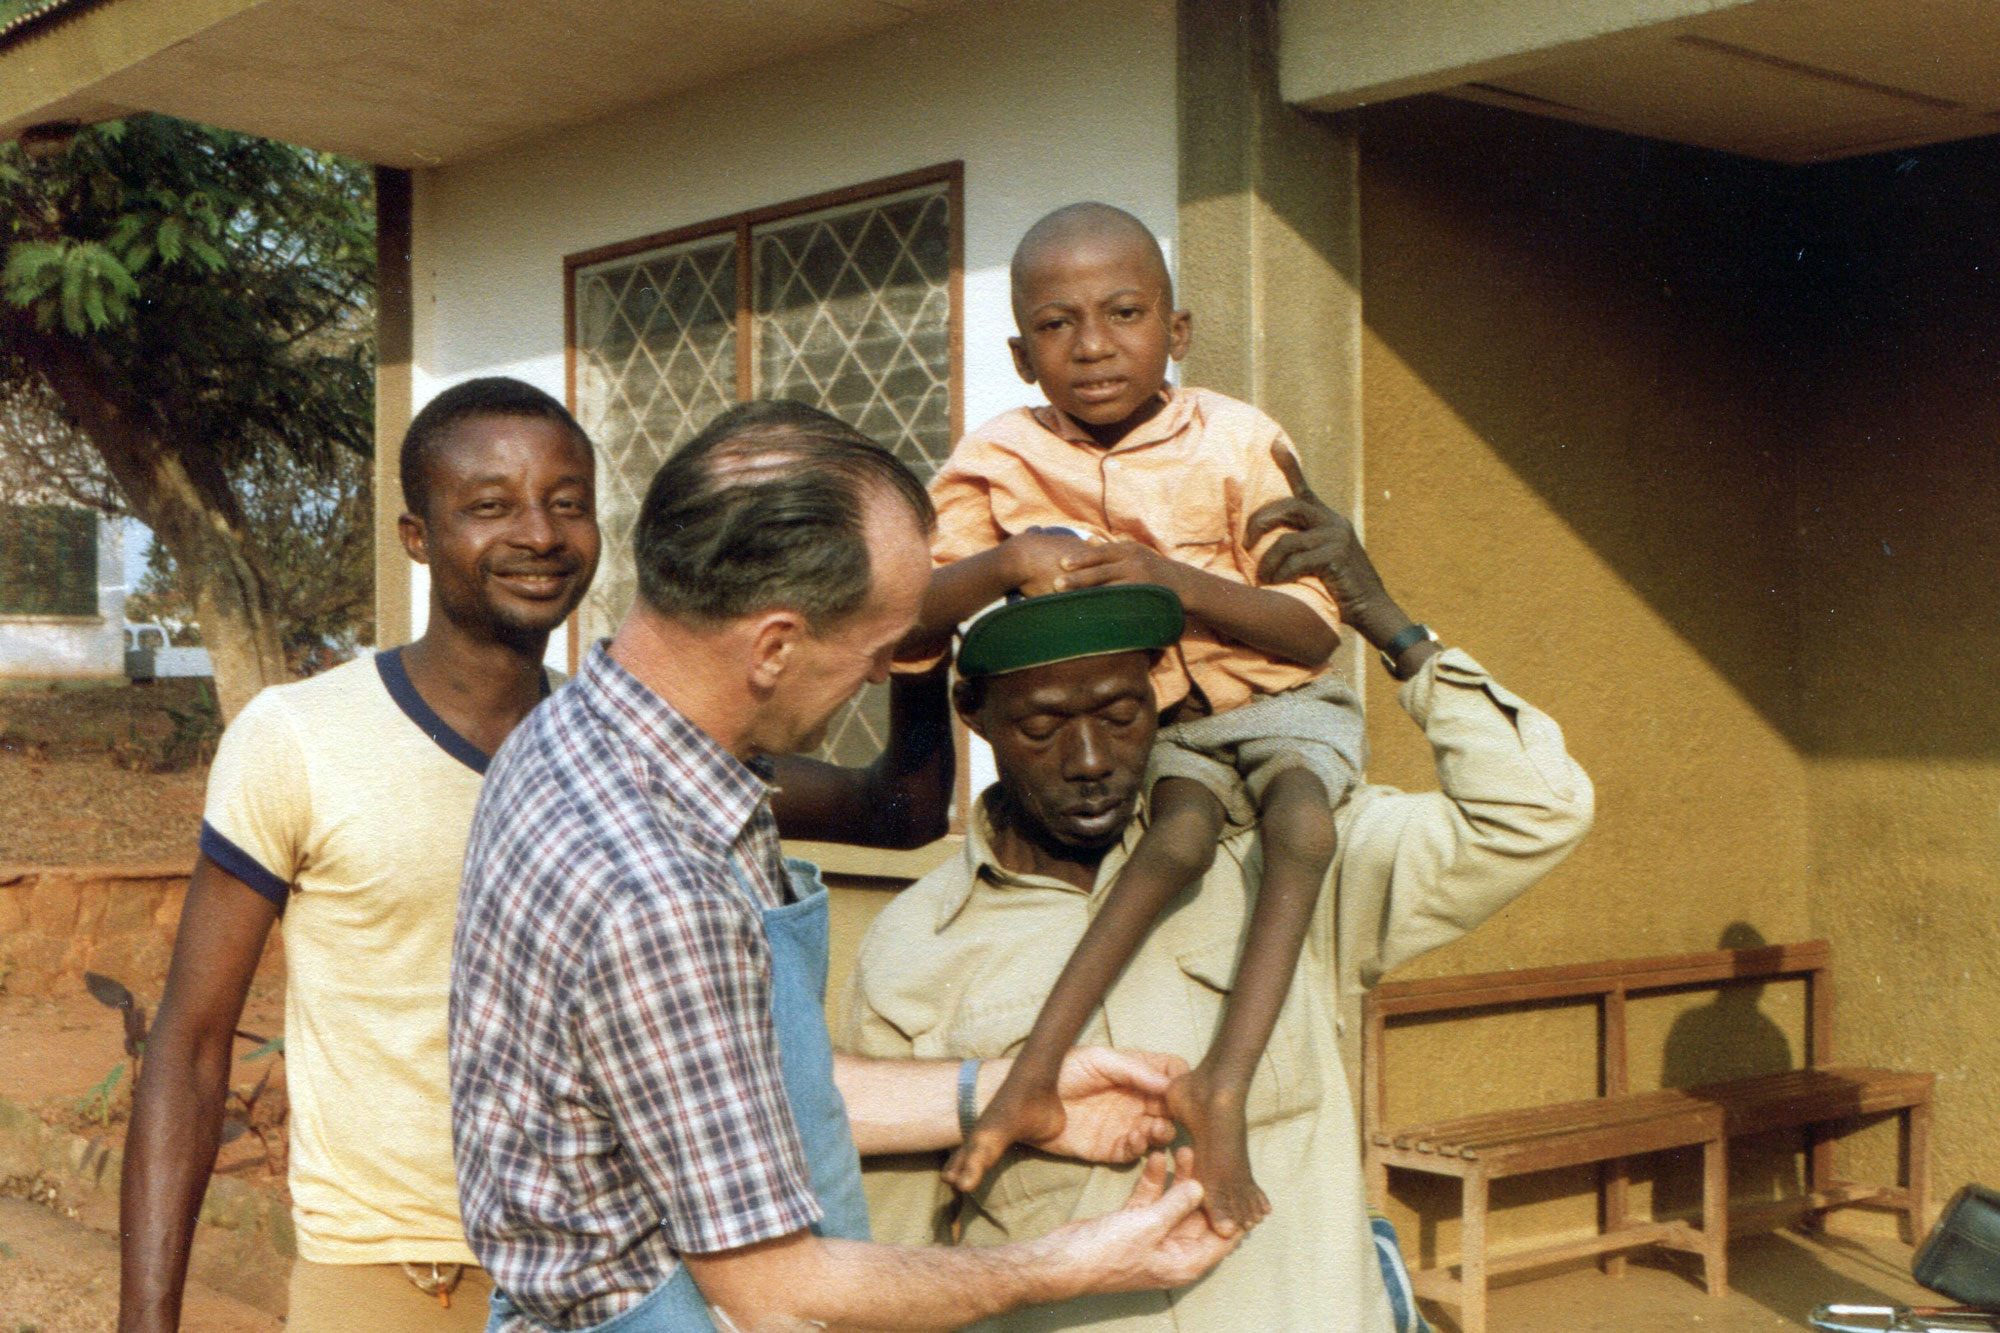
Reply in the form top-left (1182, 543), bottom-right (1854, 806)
top-left (59, 253), bottom-right (84, 332)
top-left (156, 214), bottom-right (183, 263)
top-left (1, 239), bottom-right (66, 299)
top-left (74, 1061), bottom-right (127, 1126)
top-left (106, 214), bottom-right (145, 253)
top-left (184, 233), bottom-right (226, 272)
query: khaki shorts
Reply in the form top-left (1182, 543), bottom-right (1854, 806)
top-left (287, 1259), bottom-right (494, 1333)
top-left (1147, 673), bottom-right (1367, 828)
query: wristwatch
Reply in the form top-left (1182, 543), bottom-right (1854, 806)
top-left (1379, 623), bottom-right (1439, 680)
top-left (957, 1059), bottom-right (983, 1142)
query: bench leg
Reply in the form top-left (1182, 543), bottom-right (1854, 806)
top-left (1460, 1170), bottom-right (1489, 1333)
top-left (1802, 1125), bottom-right (1832, 1232)
top-left (1703, 1136), bottom-right (1729, 1298)
top-left (1600, 1157), bottom-right (1629, 1277)
top-left (1367, 1150), bottom-right (1389, 1212)
top-left (1902, 1102), bottom-right (1932, 1245)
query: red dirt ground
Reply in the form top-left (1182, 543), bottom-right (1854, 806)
top-left (0, 682), bottom-right (289, 1328)
top-left (0, 682), bottom-right (212, 866)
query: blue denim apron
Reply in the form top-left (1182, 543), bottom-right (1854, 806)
top-left (488, 858), bottom-right (869, 1331)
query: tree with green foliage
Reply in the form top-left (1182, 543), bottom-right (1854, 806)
top-left (1, 113), bottom-right (374, 721)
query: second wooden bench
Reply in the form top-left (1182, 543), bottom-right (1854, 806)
top-left (1362, 939), bottom-right (1935, 1333)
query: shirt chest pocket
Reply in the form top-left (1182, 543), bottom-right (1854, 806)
top-left (913, 997), bottom-right (1043, 1063)
top-left (1174, 937), bottom-right (1324, 1130)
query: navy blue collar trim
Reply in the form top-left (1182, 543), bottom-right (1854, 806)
top-left (375, 647), bottom-right (550, 776)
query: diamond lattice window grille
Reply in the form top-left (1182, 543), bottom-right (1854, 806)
top-left (567, 177), bottom-right (954, 769)
top-left (572, 235), bottom-right (738, 649)
top-left (753, 187), bottom-right (953, 767)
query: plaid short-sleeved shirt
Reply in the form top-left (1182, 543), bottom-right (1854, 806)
top-left (449, 644), bottom-right (819, 1331)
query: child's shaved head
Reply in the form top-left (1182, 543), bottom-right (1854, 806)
top-left (1010, 203), bottom-right (1173, 316)
top-left (1005, 202), bottom-right (1190, 446)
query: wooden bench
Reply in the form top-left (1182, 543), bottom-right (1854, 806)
top-left (1361, 940), bottom-right (1935, 1333)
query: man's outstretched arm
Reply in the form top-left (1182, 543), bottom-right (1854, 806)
top-left (687, 1149), bottom-right (1234, 1333)
top-left (767, 660), bottom-right (954, 849)
top-left (836, 1047), bottom-right (1182, 1160)
top-left (119, 858), bottom-right (279, 1333)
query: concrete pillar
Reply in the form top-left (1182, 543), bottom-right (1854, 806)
top-left (1177, 0), bottom-right (1364, 665)
top-left (373, 165), bottom-right (413, 649)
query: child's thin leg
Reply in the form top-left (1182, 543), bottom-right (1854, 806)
top-left (1167, 764), bottom-right (1336, 1235)
top-left (942, 777), bottom-right (1224, 1194)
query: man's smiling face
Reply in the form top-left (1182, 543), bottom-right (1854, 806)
top-left (961, 650), bottom-right (1158, 856)
top-left (404, 413), bottom-right (600, 648)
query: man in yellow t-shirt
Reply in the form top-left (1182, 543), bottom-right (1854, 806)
top-left (120, 382), bottom-right (959, 1333)
top-left (120, 377), bottom-right (602, 1333)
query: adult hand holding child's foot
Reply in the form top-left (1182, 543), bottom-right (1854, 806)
top-left (1165, 1063), bottom-right (1272, 1237)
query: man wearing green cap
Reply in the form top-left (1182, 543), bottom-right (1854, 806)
top-left (837, 482), bottom-right (1595, 1333)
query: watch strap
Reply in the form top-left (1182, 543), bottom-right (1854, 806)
top-left (957, 1059), bottom-right (982, 1142)
top-left (1379, 623), bottom-right (1439, 679)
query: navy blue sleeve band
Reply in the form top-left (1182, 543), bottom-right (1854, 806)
top-left (199, 821), bottom-right (291, 912)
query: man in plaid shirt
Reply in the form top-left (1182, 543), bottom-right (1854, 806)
top-left (451, 402), bottom-right (1238, 1333)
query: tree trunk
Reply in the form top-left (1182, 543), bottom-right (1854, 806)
top-left (12, 327), bottom-right (290, 724)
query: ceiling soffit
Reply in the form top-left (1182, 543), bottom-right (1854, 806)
top-left (1294, 0), bottom-right (2000, 164)
top-left (2, 0), bottom-right (948, 166)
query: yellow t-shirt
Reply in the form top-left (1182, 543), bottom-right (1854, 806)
top-left (201, 650), bottom-right (513, 1265)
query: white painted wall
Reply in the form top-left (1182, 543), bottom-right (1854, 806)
top-left (403, 0), bottom-right (1179, 691)
top-left (0, 513), bottom-right (126, 679)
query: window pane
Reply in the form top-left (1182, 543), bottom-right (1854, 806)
top-left (572, 236), bottom-right (738, 647)
top-left (0, 505), bottom-right (96, 617)
top-left (753, 185), bottom-right (952, 766)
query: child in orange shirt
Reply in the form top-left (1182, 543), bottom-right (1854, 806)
top-left (910, 203), bottom-right (1365, 1235)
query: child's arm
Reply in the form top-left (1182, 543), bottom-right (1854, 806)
top-left (897, 529), bottom-right (1096, 662)
top-left (1054, 542), bottom-right (1337, 668)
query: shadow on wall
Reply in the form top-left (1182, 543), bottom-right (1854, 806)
top-left (1354, 96), bottom-right (2000, 760)
top-left (1654, 923), bottom-right (1800, 1220)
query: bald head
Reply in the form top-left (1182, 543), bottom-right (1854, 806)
top-left (631, 400), bottom-right (933, 631)
top-left (1010, 203), bottom-right (1172, 317)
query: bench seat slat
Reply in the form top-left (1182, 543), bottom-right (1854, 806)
top-left (1684, 1066), bottom-right (1935, 1136)
top-left (1380, 1068), bottom-right (1934, 1156)
top-left (1391, 1088), bottom-right (1699, 1151)
top-left (1383, 1089), bottom-right (1720, 1166)
top-left (1476, 1108), bottom-right (1721, 1175)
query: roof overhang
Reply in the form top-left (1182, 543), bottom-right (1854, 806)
top-left (1, 0), bottom-right (961, 167)
top-left (1283, 0), bottom-right (2000, 164)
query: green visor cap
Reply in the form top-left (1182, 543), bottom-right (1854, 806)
top-left (956, 585), bottom-right (1185, 678)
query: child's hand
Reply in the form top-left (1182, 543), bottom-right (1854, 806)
top-left (1004, 528), bottom-right (1098, 596)
top-left (1053, 540), bottom-right (1184, 596)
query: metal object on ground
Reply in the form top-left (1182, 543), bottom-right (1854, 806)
top-left (1812, 1305), bottom-right (2000, 1332)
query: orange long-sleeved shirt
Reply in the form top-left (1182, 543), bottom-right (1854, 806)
top-left (927, 386), bottom-right (1341, 715)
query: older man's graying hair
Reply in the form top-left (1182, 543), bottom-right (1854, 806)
top-left (632, 400), bottom-right (934, 631)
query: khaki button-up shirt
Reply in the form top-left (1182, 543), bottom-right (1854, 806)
top-left (834, 649), bottom-right (1593, 1333)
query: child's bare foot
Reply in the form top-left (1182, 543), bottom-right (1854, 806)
top-left (1165, 1065), bottom-right (1269, 1237)
top-left (943, 1071), bottom-right (1066, 1194)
